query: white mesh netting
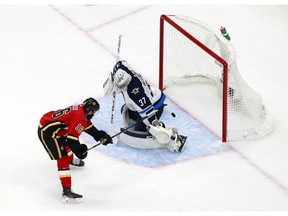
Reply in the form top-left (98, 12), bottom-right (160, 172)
top-left (161, 15), bottom-right (274, 141)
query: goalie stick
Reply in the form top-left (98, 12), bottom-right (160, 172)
top-left (85, 121), bottom-right (135, 152)
top-left (84, 110), bottom-right (158, 153)
top-left (109, 91), bottom-right (117, 143)
top-left (109, 34), bottom-right (122, 144)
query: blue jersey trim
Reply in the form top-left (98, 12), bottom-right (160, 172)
top-left (154, 93), bottom-right (166, 109)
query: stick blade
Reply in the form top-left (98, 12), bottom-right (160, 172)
top-left (109, 128), bottom-right (119, 145)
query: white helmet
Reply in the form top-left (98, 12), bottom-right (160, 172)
top-left (113, 69), bottom-right (132, 89)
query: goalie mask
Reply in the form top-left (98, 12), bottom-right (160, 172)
top-left (103, 69), bottom-right (131, 95)
top-left (83, 97), bottom-right (100, 120)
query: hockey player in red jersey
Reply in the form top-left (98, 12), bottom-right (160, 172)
top-left (37, 97), bottom-right (113, 203)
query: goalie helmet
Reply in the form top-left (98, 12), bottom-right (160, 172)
top-left (113, 69), bottom-right (132, 89)
top-left (83, 97), bottom-right (100, 119)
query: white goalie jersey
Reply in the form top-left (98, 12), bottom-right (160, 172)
top-left (113, 60), bottom-right (164, 122)
top-left (103, 60), bottom-right (187, 153)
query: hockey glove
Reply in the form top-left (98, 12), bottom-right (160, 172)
top-left (75, 144), bottom-right (88, 160)
top-left (99, 130), bottom-right (113, 145)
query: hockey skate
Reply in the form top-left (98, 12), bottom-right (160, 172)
top-left (62, 187), bottom-right (83, 204)
top-left (170, 127), bottom-right (187, 152)
top-left (69, 158), bottom-right (85, 167)
top-left (177, 134), bottom-right (188, 152)
top-left (166, 132), bottom-right (188, 153)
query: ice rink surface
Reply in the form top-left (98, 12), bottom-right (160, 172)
top-left (1, 2), bottom-right (288, 213)
top-left (82, 95), bottom-right (229, 168)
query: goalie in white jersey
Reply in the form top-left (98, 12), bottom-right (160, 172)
top-left (103, 60), bottom-right (187, 152)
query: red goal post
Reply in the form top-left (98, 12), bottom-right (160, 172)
top-left (159, 14), bottom-right (274, 142)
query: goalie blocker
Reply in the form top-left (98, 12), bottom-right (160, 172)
top-left (119, 105), bottom-right (187, 152)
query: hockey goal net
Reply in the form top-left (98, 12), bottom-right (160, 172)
top-left (159, 14), bottom-right (274, 142)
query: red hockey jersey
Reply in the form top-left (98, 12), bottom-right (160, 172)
top-left (40, 104), bottom-right (93, 139)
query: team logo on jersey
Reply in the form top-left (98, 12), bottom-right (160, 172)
top-left (131, 87), bottom-right (139, 95)
top-left (75, 123), bottom-right (84, 134)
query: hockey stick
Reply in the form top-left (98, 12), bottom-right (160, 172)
top-left (109, 34), bottom-right (122, 144)
top-left (116, 34), bottom-right (122, 62)
top-left (109, 91), bottom-right (117, 143)
top-left (85, 109), bottom-right (158, 153)
top-left (86, 121), bottom-right (137, 152)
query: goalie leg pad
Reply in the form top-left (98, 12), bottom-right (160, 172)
top-left (148, 123), bottom-right (187, 152)
top-left (147, 124), bottom-right (173, 144)
top-left (119, 127), bottom-right (165, 149)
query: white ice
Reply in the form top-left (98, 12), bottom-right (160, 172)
top-left (0, 4), bottom-right (288, 212)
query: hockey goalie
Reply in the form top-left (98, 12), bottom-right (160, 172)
top-left (103, 60), bottom-right (187, 152)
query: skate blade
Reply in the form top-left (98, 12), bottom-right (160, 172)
top-left (62, 196), bottom-right (83, 204)
top-left (178, 135), bottom-right (188, 152)
top-left (69, 163), bottom-right (84, 167)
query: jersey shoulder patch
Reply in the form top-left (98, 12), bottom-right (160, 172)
top-left (72, 105), bottom-right (79, 110)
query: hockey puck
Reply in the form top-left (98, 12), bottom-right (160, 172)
top-left (171, 112), bottom-right (176, 118)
